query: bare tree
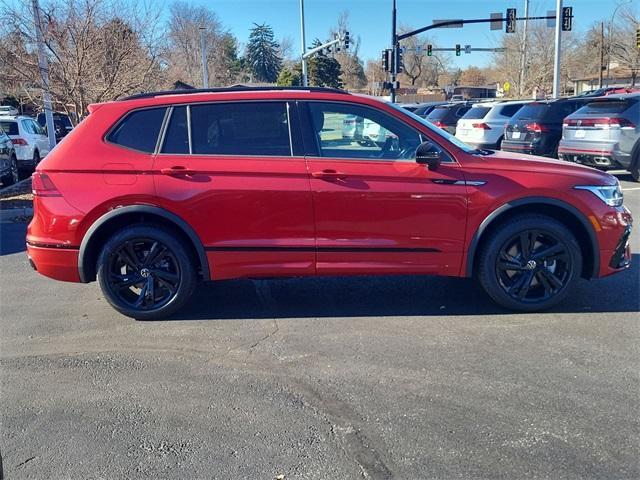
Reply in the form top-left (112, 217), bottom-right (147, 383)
top-left (330, 11), bottom-right (366, 90)
top-left (0, 0), bottom-right (164, 119)
top-left (397, 25), bottom-right (447, 87)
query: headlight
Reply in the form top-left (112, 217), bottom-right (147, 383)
top-left (574, 183), bottom-right (623, 207)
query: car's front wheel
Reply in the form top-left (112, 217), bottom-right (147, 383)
top-left (1, 155), bottom-right (19, 186)
top-left (477, 215), bottom-right (582, 312)
top-left (97, 225), bottom-right (197, 320)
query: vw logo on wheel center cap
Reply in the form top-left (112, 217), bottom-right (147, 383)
top-left (140, 268), bottom-right (151, 278)
top-left (525, 260), bottom-right (537, 270)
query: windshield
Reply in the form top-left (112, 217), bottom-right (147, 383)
top-left (512, 103), bottom-right (548, 120)
top-left (386, 101), bottom-right (478, 153)
top-left (426, 106), bottom-right (451, 120)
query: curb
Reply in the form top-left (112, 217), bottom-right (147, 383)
top-left (0, 207), bottom-right (33, 223)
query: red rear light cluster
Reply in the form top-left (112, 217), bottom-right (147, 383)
top-left (524, 122), bottom-right (548, 133)
top-left (11, 138), bottom-right (27, 146)
top-left (472, 122), bottom-right (491, 130)
top-left (32, 172), bottom-right (61, 197)
top-left (432, 120), bottom-right (446, 128)
top-left (563, 117), bottom-right (636, 128)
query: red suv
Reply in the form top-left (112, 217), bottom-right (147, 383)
top-left (27, 87), bottom-right (633, 319)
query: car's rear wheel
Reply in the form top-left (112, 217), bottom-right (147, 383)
top-left (97, 225), bottom-right (197, 320)
top-left (630, 144), bottom-right (640, 182)
top-left (1, 155), bottom-right (19, 186)
top-left (477, 215), bottom-right (582, 312)
top-left (32, 150), bottom-right (40, 168)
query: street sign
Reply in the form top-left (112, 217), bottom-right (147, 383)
top-left (433, 19), bottom-right (463, 28)
top-left (503, 82), bottom-right (511, 92)
top-left (490, 12), bottom-right (503, 30)
top-left (561, 7), bottom-right (573, 31)
top-left (506, 8), bottom-right (517, 33)
top-left (464, 45), bottom-right (471, 54)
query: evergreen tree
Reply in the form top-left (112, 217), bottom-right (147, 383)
top-left (307, 39), bottom-right (343, 88)
top-left (276, 67), bottom-right (301, 86)
top-left (245, 23), bottom-right (282, 83)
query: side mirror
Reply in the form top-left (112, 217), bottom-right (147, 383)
top-left (415, 141), bottom-right (441, 171)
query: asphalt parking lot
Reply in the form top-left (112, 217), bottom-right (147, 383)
top-left (1, 174), bottom-right (638, 480)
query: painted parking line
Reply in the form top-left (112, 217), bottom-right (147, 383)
top-left (622, 187), bottom-right (640, 191)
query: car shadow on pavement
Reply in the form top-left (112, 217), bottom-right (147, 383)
top-left (168, 254), bottom-right (640, 320)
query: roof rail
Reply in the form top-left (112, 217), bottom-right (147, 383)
top-left (122, 85), bottom-right (349, 101)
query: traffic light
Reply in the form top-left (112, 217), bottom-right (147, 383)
top-left (382, 50), bottom-right (389, 71)
top-left (455, 44), bottom-right (461, 56)
top-left (344, 31), bottom-right (350, 49)
top-left (396, 47), bottom-right (404, 73)
top-left (506, 8), bottom-right (516, 33)
top-left (637, 26), bottom-right (640, 49)
top-left (561, 6), bottom-right (573, 31)
top-left (427, 44), bottom-right (433, 56)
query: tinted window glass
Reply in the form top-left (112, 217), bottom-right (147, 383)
top-left (0, 121), bottom-right (19, 135)
top-left (454, 107), bottom-right (471, 117)
top-left (107, 107), bottom-right (166, 153)
top-left (462, 107), bottom-right (490, 119)
top-left (578, 100), bottom-right (631, 115)
top-left (307, 102), bottom-right (423, 161)
top-left (190, 102), bottom-right (290, 156)
top-left (512, 103), bottom-right (549, 121)
top-left (21, 120), bottom-right (35, 134)
top-left (162, 106), bottom-right (189, 154)
top-left (426, 107), bottom-right (452, 121)
top-left (547, 101), bottom-right (583, 121)
top-left (30, 120), bottom-right (44, 135)
top-left (499, 104), bottom-right (524, 117)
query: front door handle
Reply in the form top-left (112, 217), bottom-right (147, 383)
top-left (311, 169), bottom-right (347, 180)
top-left (160, 166), bottom-right (195, 176)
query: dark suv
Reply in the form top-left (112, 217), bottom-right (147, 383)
top-left (502, 97), bottom-right (591, 157)
top-left (0, 126), bottom-right (18, 186)
top-left (425, 102), bottom-right (473, 135)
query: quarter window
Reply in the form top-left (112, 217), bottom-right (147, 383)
top-left (107, 107), bottom-right (167, 153)
top-left (190, 102), bottom-right (291, 156)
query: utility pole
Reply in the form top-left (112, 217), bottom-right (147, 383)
top-left (518, 0), bottom-right (529, 97)
top-left (299, 0), bottom-right (308, 87)
top-left (552, 0), bottom-right (563, 98)
top-left (599, 22), bottom-right (604, 88)
top-left (199, 26), bottom-right (208, 88)
top-left (390, 0), bottom-right (397, 102)
top-left (31, 0), bottom-right (55, 150)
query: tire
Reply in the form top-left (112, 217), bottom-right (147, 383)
top-left (1, 155), bottom-right (19, 186)
top-left (32, 150), bottom-right (40, 169)
top-left (630, 145), bottom-right (640, 182)
top-left (96, 225), bottom-right (197, 320)
top-left (477, 214), bottom-right (582, 312)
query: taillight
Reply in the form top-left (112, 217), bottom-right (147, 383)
top-left (433, 121), bottom-right (446, 128)
top-left (524, 122), bottom-right (548, 133)
top-left (11, 137), bottom-right (27, 146)
top-left (564, 117), bottom-right (635, 129)
top-left (472, 122), bottom-right (491, 130)
top-left (32, 172), bottom-right (61, 197)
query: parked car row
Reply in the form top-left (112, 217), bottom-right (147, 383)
top-left (0, 110), bottom-right (74, 184)
top-left (403, 93), bottom-right (640, 181)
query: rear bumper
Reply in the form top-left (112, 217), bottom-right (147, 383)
top-left (26, 243), bottom-right (81, 282)
top-left (501, 141), bottom-right (536, 155)
top-left (557, 142), bottom-right (631, 169)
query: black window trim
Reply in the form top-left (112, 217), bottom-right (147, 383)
top-left (154, 99), bottom-right (297, 158)
top-left (298, 100), bottom-right (457, 164)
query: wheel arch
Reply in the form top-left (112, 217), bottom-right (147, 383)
top-left (466, 197), bottom-right (599, 279)
top-left (78, 205), bottom-right (210, 283)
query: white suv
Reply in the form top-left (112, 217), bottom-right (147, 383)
top-left (455, 101), bottom-right (528, 149)
top-left (0, 116), bottom-right (51, 171)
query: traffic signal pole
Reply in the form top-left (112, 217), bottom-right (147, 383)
top-left (552, 0), bottom-right (563, 98)
top-left (390, 0), bottom-right (397, 103)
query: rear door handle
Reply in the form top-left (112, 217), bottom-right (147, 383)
top-left (311, 169), bottom-right (347, 180)
top-left (160, 166), bottom-right (195, 176)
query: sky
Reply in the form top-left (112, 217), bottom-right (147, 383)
top-left (189, 0), bottom-right (632, 68)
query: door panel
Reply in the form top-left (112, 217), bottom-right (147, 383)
top-left (307, 158), bottom-right (467, 275)
top-left (153, 102), bottom-right (315, 280)
top-left (303, 101), bottom-right (468, 276)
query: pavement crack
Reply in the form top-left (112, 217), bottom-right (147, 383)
top-left (249, 319), bottom-right (279, 350)
top-left (15, 456), bottom-right (36, 468)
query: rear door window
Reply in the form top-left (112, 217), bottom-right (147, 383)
top-left (190, 102), bottom-right (291, 156)
top-left (107, 107), bottom-right (167, 153)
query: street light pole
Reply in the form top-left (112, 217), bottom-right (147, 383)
top-left (31, 0), bottom-right (56, 150)
top-left (606, 0), bottom-right (632, 83)
top-left (518, 0), bottom-right (529, 97)
top-left (199, 26), bottom-right (208, 88)
top-left (552, 0), bottom-right (563, 98)
top-left (299, 0), bottom-right (308, 87)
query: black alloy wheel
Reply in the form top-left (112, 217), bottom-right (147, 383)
top-left (478, 215), bottom-right (582, 312)
top-left (97, 225), bottom-right (197, 320)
